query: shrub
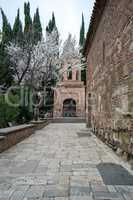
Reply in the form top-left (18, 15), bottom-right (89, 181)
top-left (0, 94), bottom-right (19, 128)
top-left (16, 106), bottom-right (33, 124)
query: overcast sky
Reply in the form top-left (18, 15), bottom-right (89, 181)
top-left (0, 0), bottom-right (95, 41)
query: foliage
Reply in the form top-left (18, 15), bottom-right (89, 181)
top-left (81, 66), bottom-right (86, 85)
top-left (0, 94), bottom-right (19, 128)
top-left (0, 3), bottom-right (64, 122)
top-left (46, 12), bottom-right (56, 33)
top-left (24, 2), bottom-right (32, 33)
top-left (0, 8), bottom-right (13, 44)
top-left (16, 106), bottom-right (33, 124)
top-left (33, 8), bottom-right (42, 44)
top-left (79, 13), bottom-right (85, 48)
top-left (61, 34), bottom-right (79, 60)
top-left (0, 43), bottom-right (14, 87)
top-left (7, 28), bottom-right (61, 88)
top-left (0, 9), bottom-right (14, 87)
top-left (60, 33), bottom-right (80, 75)
top-left (79, 14), bottom-right (86, 84)
top-left (61, 33), bottom-right (86, 85)
top-left (46, 12), bottom-right (59, 48)
top-left (13, 9), bottom-right (23, 45)
top-left (0, 3), bottom-right (86, 119)
top-left (24, 1), bottom-right (32, 45)
top-left (1, 3), bottom-right (60, 90)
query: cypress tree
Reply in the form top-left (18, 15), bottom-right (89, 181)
top-left (46, 20), bottom-right (52, 33)
top-left (0, 9), bottom-right (13, 86)
top-left (24, 2), bottom-right (32, 42)
top-left (33, 8), bottom-right (42, 44)
top-left (51, 12), bottom-right (56, 29)
top-left (0, 43), bottom-right (14, 87)
top-left (13, 9), bottom-right (23, 44)
top-left (79, 13), bottom-right (85, 48)
top-left (46, 12), bottom-right (59, 50)
top-left (0, 30), bottom-right (2, 43)
top-left (0, 8), bottom-right (13, 44)
top-left (46, 12), bottom-right (56, 33)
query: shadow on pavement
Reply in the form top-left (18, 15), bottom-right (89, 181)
top-left (97, 163), bottom-right (133, 185)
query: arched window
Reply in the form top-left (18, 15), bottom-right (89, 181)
top-left (67, 66), bottom-right (72, 80)
top-left (76, 70), bottom-right (79, 80)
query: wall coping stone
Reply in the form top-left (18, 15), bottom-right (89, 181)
top-left (0, 136), bottom-right (6, 141)
top-left (0, 124), bottom-right (34, 136)
top-left (31, 120), bottom-right (47, 124)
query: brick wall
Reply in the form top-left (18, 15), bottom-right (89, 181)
top-left (54, 82), bottom-right (85, 118)
top-left (85, 0), bottom-right (133, 159)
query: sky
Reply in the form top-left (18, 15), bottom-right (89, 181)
top-left (0, 0), bottom-right (95, 42)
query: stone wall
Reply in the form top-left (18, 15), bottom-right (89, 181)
top-left (0, 125), bottom-right (35, 153)
top-left (85, 0), bottom-right (133, 161)
top-left (0, 120), bottom-right (51, 153)
top-left (31, 120), bottom-right (51, 130)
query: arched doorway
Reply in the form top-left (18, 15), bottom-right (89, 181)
top-left (63, 99), bottom-right (76, 117)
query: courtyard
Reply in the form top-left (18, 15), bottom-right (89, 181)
top-left (0, 123), bottom-right (133, 200)
top-left (0, 0), bottom-right (133, 199)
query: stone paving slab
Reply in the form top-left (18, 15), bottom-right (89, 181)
top-left (0, 123), bottom-right (133, 200)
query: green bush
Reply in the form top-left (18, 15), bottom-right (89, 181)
top-left (0, 94), bottom-right (20, 128)
top-left (16, 106), bottom-right (33, 124)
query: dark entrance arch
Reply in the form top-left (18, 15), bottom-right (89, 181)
top-left (63, 99), bottom-right (76, 117)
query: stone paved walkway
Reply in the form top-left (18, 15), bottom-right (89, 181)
top-left (0, 123), bottom-right (133, 200)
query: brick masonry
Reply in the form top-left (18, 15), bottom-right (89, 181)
top-left (54, 62), bottom-right (85, 118)
top-left (54, 81), bottom-right (85, 118)
top-left (84, 0), bottom-right (133, 160)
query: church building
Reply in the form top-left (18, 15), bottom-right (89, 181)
top-left (53, 61), bottom-right (85, 118)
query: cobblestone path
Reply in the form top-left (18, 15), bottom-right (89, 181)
top-left (0, 123), bottom-right (133, 200)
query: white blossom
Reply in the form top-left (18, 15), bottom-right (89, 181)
top-left (7, 28), bottom-right (61, 88)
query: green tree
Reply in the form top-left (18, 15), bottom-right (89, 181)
top-left (0, 30), bottom-right (2, 42)
top-left (46, 20), bottom-right (52, 33)
top-left (46, 12), bottom-right (56, 33)
top-left (0, 94), bottom-right (20, 128)
top-left (79, 13), bottom-right (85, 48)
top-left (0, 9), bottom-right (14, 87)
top-left (0, 43), bottom-right (14, 87)
top-left (46, 12), bottom-right (59, 46)
top-left (0, 8), bottom-right (13, 44)
top-left (45, 13), bottom-right (59, 113)
top-left (13, 9), bottom-right (23, 44)
top-left (51, 12), bottom-right (56, 29)
top-left (32, 8), bottom-right (42, 44)
top-left (24, 2), bottom-right (32, 42)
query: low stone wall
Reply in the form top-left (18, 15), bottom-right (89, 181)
top-left (0, 119), bottom-right (51, 153)
top-left (31, 119), bottom-right (51, 130)
top-left (0, 124), bottom-right (35, 153)
top-left (52, 117), bottom-right (86, 123)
